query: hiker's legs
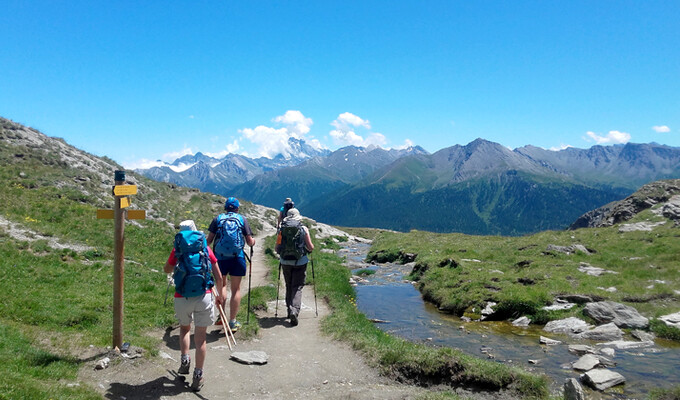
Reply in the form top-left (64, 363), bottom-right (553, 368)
top-left (179, 324), bottom-right (191, 356)
top-left (285, 264), bottom-right (307, 317)
top-left (193, 326), bottom-right (207, 369)
top-left (229, 275), bottom-right (242, 320)
top-left (282, 265), bottom-right (293, 313)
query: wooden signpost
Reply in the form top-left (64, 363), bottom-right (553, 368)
top-left (96, 170), bottom-right (146, 349)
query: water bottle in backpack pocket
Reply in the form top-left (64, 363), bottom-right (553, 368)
top-left (214, 212), bottom-right (245, 259)
top-left (173, 230), bottom-right (213, 298)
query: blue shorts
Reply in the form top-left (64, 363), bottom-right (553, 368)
top-left (218, 257), bottom-right (247, 277)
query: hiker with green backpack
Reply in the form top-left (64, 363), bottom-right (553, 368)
top-left (163, 220), bottom-right (223, 392)
top-left (207, 197), bottom-right (255, 333)
top-left (275, 208), bottom-right (314, 326)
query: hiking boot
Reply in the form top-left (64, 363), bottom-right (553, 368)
top-left (228, 320), bottom-right (241, 332)
top-left (178, 357), bottom-right (190, 375)
top-left (290, 314), bottom-right (298, 326)
top-left (191, 371), bottom-right (204, 392)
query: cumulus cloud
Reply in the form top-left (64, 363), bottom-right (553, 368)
top-left (653, 125), bottom-right (671, 133)
top-left (392, 139), bottom-right (415, 150)
top-left (549, 144), bottom-right (573, 151)
top-left (329, 112), bottom-right (387, 147)
top-left (585, 130), bottom-right (631, 145)
top-left (239, 110), bottom-right (321, 159)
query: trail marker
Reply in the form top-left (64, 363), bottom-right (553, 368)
top-left (97, 170), bottom-right (146, 349)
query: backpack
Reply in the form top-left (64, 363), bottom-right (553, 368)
top-left (173, 230), bottom-right (213, 298)
top-left (279, 219), bottom-right (306, 261)
top-left (214, 212), bottom-right (245, 259)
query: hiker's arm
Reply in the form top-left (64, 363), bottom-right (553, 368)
top-left (304, 227), bottom-right (314, 252)
top-left (163, 261), bottom-right (173, 274)
top-left (211, 262), bottom-right (224, 304)
top-left (245, 235), bottom-right (255, 247)
top-left (207, 232), bottom-right (215, 246)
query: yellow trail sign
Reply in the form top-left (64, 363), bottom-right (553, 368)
top-left (113, 185), bottom-right (137, 196)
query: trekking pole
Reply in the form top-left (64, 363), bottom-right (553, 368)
top-left (246, 246), bottom-right (253, 324)
top-left (163, 274), bottom-right (172, 306)
top-left (275, 262), bottom-right (282, 317)
top-left (311, 257), bottom-right (318, 317)
top-left (212, 287), bottom-right (236, 349)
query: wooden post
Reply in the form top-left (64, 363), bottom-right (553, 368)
top-left (112, 170), bottom-right (126, 349)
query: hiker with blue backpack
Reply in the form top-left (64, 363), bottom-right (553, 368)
top-left (275, 207), bottom-right (314, 326)
top-left (207, 197), bottom-right (255, 333)
top-left (163, 220), bottom-right (223, 392)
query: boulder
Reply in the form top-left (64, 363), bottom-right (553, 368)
top-left (659, 311), bottom-right (680, 328)
top-left (230, 351), bottom-right (269, 365)
top-left (568, 344), bottom-right (595, 355)
top-left (583, 301), bottom-right (649, 329)
top-left (544, 317), bottom-right (590, 335)
top-left (564, 378), bottom-right (586, 400)
top-left (540, 336), bottom-right (562, 345)
top-left (576, 323), bottom-right (623, 341)
top-left (572, 354), bottom-right (600, 371)
top-left (631, 330), bottom-right (655, 342)
top-left (581, 369), bottom-right (626, 391)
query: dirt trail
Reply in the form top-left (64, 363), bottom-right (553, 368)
top-left (82, 226), bottom-right (426, 399)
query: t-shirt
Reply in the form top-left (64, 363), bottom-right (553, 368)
top-left (167, 246), bottom-right (218, 297)
top-left (208, 213), bottom-right (253, 259)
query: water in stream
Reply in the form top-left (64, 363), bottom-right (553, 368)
top-left (343, 242), bottom-right (680, 399)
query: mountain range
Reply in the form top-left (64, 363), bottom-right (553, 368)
top-left (137, 135), bottom-right (680, 235)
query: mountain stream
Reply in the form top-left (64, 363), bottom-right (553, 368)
top-left (341, 242), bottom-right (680, 399)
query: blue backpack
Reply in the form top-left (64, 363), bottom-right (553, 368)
top-left (214, 212), bottom-right (245, 259)
top-left (173, 230), bottom-right (213, 298)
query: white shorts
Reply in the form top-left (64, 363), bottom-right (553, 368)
top-left (174, 292), bottom-right (215, 327)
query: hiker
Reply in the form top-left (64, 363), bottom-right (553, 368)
top-left (207, 196), bottom-right (255, 333)
top-left (275, 207), bottom-right (314, 326)
top-left (276, 197), bottom-right (295, 230)
top-left (163, 220), bottom-right (223, 392)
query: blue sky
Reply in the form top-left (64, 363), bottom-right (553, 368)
top-left (1, 1), bottom-right (678, 169)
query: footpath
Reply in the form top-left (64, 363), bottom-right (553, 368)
top-left (82, 227), bottom-right (425, 399)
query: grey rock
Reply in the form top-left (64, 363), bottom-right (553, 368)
top-left (230, 350), bottom-right (269, 365)
top-left (557, 294), bottom-right (593, 304)
top-left (599, 347), bottom-right (616, 357)
top-left (546, 244), bottom-right (591, 255)
top-left (568, 344), bottom-right (595, 355)
top-left (542, 302), bottom-right (576, 311)
top-left (544, 317), bottom-right (590, 334)
top-left (598, 340), bottom-right (655, 350)
top-left (582, 369), bottom-right (626, 391)
top-left (576, 322), bottom-right (623, 341)
top-left (659, 311), bottom-right (680, 328)
top-left (578, 262), bottom-right (617, 276)
top-left (631, 329), bottom-right (655, 342)
top-left (94, 357), bottom-right (110, 370)
top-left (619, 221), bottom-right (666, 232)
top-left (512, 316), bottom-right (531, 327)
top-left (583, 301), bottom-right (649, 328)
top-left (539, 336), bottom-right (562, 345)
top-left (564, 378), bottom-right (586, 400)
top-left (572, 354), bottom-right (600, 371)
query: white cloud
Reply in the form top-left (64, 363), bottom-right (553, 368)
top-left (237, 110), bottom-right (320, 159)
top-left (273, 110), bottom-right (313, 137)
top-left (162, 147), bottom-right (194, 162)
top-left (585, 130), bottom-right (631, 145)
top-left (329, 112), bottom-right (384, 147)
top-left (125, 159), bottom-right (165, 170)
top-left (653, 125), bottom-right (671, 133)
top-left (392, 139), bottom-right (415, 150)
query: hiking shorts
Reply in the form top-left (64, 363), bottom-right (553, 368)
top-left (218, 256), bottom-right (247, 277)
top-left (174, 292), bottom-right (215, 327)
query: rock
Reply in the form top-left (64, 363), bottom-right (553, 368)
top-left (576, 323), bottom-right (623, 341)
top-left (582, 369), bottom-right (626, 391)
top-left (583, 301), bottom-right (649, 329)
top-left (578, 262), bottom-right (617, 276)
top-left (481, 302), bottom-right (496, 317)
top-left (564, 378), bottom-right (586, 400)
top-left (512, 316), bottom-right (531, 327)
top-left (597, 340), bottom-right (655, 350)
top-left (544, 317), bottom-right (589, 335)
top-left (619, 221), bottom-right (666, 232)
top-left (539, 336), bottom-right (562, 345)
top-left (546, 244), bottom-right (592, 255)
top-left (94, 357), bottom-right (110, 370)
top-left (599, 347), bottom-right (615, 357)
top-left (568, 345), bottom-right (595, 355)
top-left (230, 351), bottom-right (269, 365)
top-left (542, 302), bottom-right (576, 311)
top-left (659, 311), bottom-right (680, 328)
top-left (661, 195), bottom-right (680, 220)
top-left (631, 330), bottom-right (655, 342)
top-left (572, 354), bottom-right (600, 371)
top-left (320, 248), bottom-right (335, 254)
top-left (528, 359), bottom-right (540, 364)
